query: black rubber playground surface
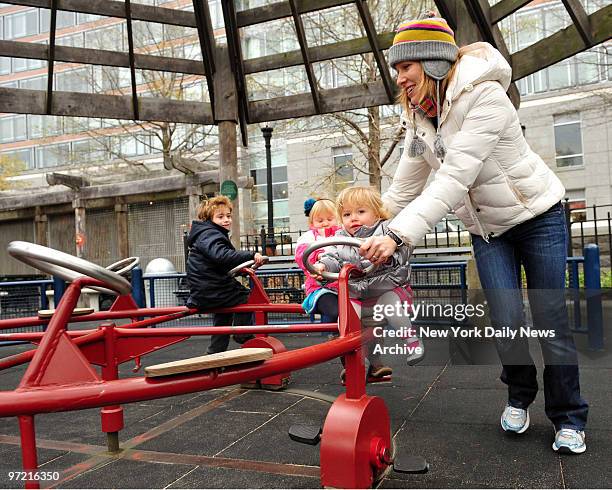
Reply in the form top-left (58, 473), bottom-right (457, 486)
top-left (0, 332), bottom-right (610, 489)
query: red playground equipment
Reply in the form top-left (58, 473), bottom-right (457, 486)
top-left (0, 239), bottom-right (427, 489)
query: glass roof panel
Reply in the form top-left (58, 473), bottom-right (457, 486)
top-left (302, 4), bottom-right (360, 48)
top-left (240, 17), bottom-right (298, 60)
top-left (246, 65), bottom-right (309, 100)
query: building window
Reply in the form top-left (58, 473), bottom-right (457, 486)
top-left (77, 12), bottom-right (102, 25)
top-left (56, 32), bottom-right (85, 48)
top-left (208, 0), bottom-right (223, 29)
top-left (0, 57), bottom-right (11, 75)
top-left (36, 143), bottom-right (70, 168)
top-left (19, 76), bottom-right (47, 90)
top-left (39, 9), bottom-right (76, 32)
top-left (55, 68), bottom-right (92, 93)
top-left (554, 113), bottom-right (583, 168)
top-left (4, 10), bottom-right (39, 39)
top-left (332, 146), bottom-right (354, 192)
top-left (28, 114), bottom-right (63, 139)
top-left (0, 115), bottom-right (27, 143)
top-left (249, 144), bottom-right (289, 230)
top-left (1, 147), bottom-right (35, 170)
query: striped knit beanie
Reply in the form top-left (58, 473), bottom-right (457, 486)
top-left (388, 13), bottom-right (458, 81)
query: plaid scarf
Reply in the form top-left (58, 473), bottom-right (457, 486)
top-left (410, 96), bottom-right (438, 118)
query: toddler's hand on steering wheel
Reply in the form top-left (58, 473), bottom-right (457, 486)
top-left (311, 262), bottom-right (326, 281)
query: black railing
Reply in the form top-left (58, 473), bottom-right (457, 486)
top-left (239, 217), bottom-right (471, 257)
top-left (566, 201), bottom-right (612, 280)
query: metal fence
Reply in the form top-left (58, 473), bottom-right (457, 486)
top-left (410, 262), bottom-right (468, 325)
top-left (143, 261), bottom-right (468, 327)
top-left (0, 278), bottom-right (50, 320)
top-left (239, 221), bottom-right (471, 257)
top-left (567, 202), bottom-right (612, 276)
top-left (0, 278), bottom-right (50, 343)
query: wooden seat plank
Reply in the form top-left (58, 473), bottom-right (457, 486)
top-left (38, 307), bottom-right (94, 318)
top-left (145, 347), bottom-right (273, 378)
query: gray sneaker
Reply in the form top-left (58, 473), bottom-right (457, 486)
top-left (501, 405), bottom-right (530, 434)
top-left (552, 428), bottom-right (586, 454)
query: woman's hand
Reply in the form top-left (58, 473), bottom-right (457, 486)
top-left (253, 253), bottom-right (266, 266)
top-left (359, 235), bottom-right (397, 265)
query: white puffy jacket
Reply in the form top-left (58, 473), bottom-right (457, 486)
top-left (383, 42), bottom-right (565, 245)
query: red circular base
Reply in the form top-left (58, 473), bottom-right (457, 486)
top-left (320, 394), bottom-right (391, 488)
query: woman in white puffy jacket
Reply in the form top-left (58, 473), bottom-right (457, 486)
top-left (361, 13), bottom-right (588, 454)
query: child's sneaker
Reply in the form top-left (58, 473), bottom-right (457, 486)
top-left (500, 404), bottom-right (530, 434)
top-left (552, 428), bottom-right (586, 454)
top-left (405, 336), bottom-right (425, 365)
top-left (368, 364), bottom-right (393, 378)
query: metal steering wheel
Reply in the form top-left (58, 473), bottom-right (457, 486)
top-left (8, 241), bottom-right (132, 296)
top-left (228, 256), bottom-right (269, 276)
top-left (106, 256), bottom-right (140, 276)
top-left (302, 237), bottom-right (377, 281)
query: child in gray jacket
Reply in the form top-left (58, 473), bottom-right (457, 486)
top-left (312, 186), bottom-right (424, 380)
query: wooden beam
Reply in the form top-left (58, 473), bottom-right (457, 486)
top-left (0, 88), bottom-right (213, 124)
top-left (115, 199), bottom-right (129, 258)
top-left (490, 0), bottom-right (532, 24)
top-left (213, 45), bottom-right (238, 122)
top-left (46, 172), bottom-right (89, 190)
top-left (288, 0), bottom-right (321, 113)
top-left (0, 41), bottom-right (206, 76)
top-left (35, 210), bottom-right (48, 247)
top-left (221, 0), bottom-right (249, 145)
top-left (218, 121), bottom-right (240, 246)
top-left (249, 80), bottom-right (389, 123)
top-left (236, 0), bottom-right (353, 28)
top-left (124, 0), bottom-right (140, 120)
top-left (511, 4), bottom-right (612, 81)
top-left (465, 0), bottom-right (521, 107)
top-left (46, 0), bottom-right (58, 114)
top-left (0, 170), bottom-right (219, 212)
top-left (561, 0), bottom-right (593, 46)
top-left (192, 0), bottom-right (217, 117)
top-left (74, 197), bottom-right (86, 257)
top-left (0, 0), bottom-right (197, 27)
top-left (354, 0), bottom-right (395, 103)
top-left (243, 32), bottom-right (394, 75)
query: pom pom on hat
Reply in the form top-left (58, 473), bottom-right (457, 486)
top-left (304, 198), bottom-right (317, 217)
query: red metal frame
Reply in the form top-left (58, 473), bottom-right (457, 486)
top-left (0, 265), bottom-right (395, 489)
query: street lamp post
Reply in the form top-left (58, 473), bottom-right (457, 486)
top-left (261, 125), bottom-right (276, 255)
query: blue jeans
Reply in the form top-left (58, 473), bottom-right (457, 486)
top-left (472, 202), bottom-right (588, 430)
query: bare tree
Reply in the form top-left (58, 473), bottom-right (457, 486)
top-left (60, 20), bottom-right (218, 181)
top-left (297, 0), bottom-right (431, 193)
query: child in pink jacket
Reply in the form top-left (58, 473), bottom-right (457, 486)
top-left (295, 198), bottom-right (340, 323)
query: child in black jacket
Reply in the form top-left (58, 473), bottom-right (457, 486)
top-left (186, 196), bottom-right (265, 354)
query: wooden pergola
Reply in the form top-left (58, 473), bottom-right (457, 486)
top-left (0, 0), bottom-right (610, 253)
top-left (0, 0), bottom-right (609, 135)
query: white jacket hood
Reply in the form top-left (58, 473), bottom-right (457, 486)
top-left (448, 42), bottom-right (512, 98)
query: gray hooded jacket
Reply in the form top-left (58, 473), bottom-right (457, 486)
top-left (318, 220), bottom-right (412, 299)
